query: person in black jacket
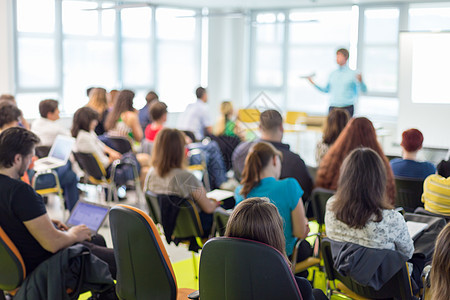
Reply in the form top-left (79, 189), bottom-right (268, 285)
top-left (232, 109), bottom-right (313, 201)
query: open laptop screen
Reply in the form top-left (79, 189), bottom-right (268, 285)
top-left (50, 135), bottom-right (75, 161)
top-left (66, 201), bottom-right (110, 233)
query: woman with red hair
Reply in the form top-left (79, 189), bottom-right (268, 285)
top-left (316, 117), bottom-right (396, 205)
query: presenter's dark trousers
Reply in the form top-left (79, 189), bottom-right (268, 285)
top-left (329, 105), bottom-right (354, 117)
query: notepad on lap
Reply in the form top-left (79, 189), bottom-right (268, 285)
top-left (406, 221), bottom-right (428, 240)
top-left (206, 189), bottom-right (234, 201)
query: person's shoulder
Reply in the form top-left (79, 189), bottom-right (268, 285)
top-left (382, 208), bottom-right (404, 224)
top-left (279, 177), bottom-right (300, 188)
top-left (390, 158), bottom-right (402, 165)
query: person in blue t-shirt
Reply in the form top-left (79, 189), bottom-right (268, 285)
top-left (390, 128), bottom-right (436, 180)
top-left (234, 141), bottom-right (311, 276)
top-left (308, 48), bottom-right (367, 117)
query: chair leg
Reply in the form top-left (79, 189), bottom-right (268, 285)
top-left (192, 252), bottom-right (198, 280)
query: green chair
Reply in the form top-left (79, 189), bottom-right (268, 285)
top-left (0, 227), bottom-right (26, 300)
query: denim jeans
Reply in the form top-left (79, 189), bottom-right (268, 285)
top-left (33, 161), bottom-right (79, 211)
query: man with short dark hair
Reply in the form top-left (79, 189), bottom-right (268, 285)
top-left (0, 102), bottom-right (22, 131)
top-left (138, 90), bottom-right (159, 131)
top-left (31, 99), bottom-right (70, 146)
top-left (0, 128), bottom-right (91, 273)
top-left (177, 86), bottom-right (213, 141)
top-left (308, 48), bottom-right (367, 117)
top-left (31, 99), bottom-right (78, 211)
top-left (232, 109), bottom-right (313, 201)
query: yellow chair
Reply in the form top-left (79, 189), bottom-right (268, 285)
top-left (285, 111), bottom-right (308, 125)
top-left (237, 109), bottom-right (260, 123)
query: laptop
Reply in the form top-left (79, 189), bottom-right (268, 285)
top-left (66, 200), bottom-right (110, 234)
top-left (33, 135), bottom-right (75, 172)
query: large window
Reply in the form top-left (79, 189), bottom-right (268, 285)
top-left (287, 8), bottom-right (357, 114)
top-left (13, 0), bottom-right (202, 117)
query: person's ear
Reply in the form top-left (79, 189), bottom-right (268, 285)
top-left (14, 153), bottom-right (22, 165)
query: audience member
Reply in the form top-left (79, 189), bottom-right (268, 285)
top-left (315, 108), bottom-right (350, 165)
top-left (390, 128), bottom-right (435, 179)
top-left (72, 107), bottom-right (145, 186)
top-left (145, 128), bottom-right (219, 234)
top-left (232, 109), bottom-right (313, 201)
top-left (316, 117), bottom-right (396, 205)
top-left (144, 101), bottom-right (167, 142)
top-left (31, 99), bottom-right (70, 146)
top-left (107, 89), bottom-right (119, 110)
top-left (422, 163), bottom-right (450, 216)
top-left (86, 87), bottom-right (108, 136)
top-left (0, 127), bottom-right (116, 278)
top-left (325, 148), bottom-right (413, 257)
top-left (0, 94), bottom-right (30, 130)
top-left (30, 99), bottom-right (79, 211)
top-left (0, 102), bottom-right (21, 132)
top-left (177, 86), bottom-right (213, 141)
top-left (225, 197), bottom-right (328, 300)
top-left (138, 91), bottom-right (159, 132)
top-left (234, 142), bottom-right (311, 276)
top-left (429, 223), bottom-right (450, 300)
top-left (105, 89), bottom-right (143, 142)
top-left (213, 101), bottom-right (243, 139)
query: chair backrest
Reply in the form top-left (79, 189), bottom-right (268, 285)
top-left (395, 176), bottom-right (425, 212)
top-left (35, 146), bottom-right (51, 158)
top-left (306, 165), bottom-right (318, 183)
top-left (237, 108), bottom-right (260, 123)
top-left (171, 197), bottom-right (204, 239)
top-left (140, 139), bottom-right (153, 155)
top-left (0, 227), bottom-right (26, 292)
top-left (109, 205), bottom-right (178, 300)
top-left (414, 207), bottom-right (450, 223)
top-left (199, 237), bottom-right (302, 300)
top-left (321, 239), bottom-right (414, 299)
top-left (73, 152), bottom-right (107, 182)
top-left (144, 190), bottom-right (162, 224)
top-left (310, 188), bottom-right (335, 226)
top-left (213, 208), bottom-right (230, 237)
top-left (106, 136), bottom-right (133, 154)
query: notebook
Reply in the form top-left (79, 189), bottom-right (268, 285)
top-left (66, 200), bottom-right (110, 234)
top-left (34, 135), bottom-right (75, 172)
top-left (206, 189), bottom-right (234, 202)
top-left (406, 221), bottom-right (428, 241)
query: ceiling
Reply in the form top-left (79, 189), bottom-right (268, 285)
top-left (117, 0), bottom-right (435, 9)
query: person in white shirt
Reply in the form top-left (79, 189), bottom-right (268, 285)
top-left (31, 99), bottom-right (79, 211)
top-left (177, 87), bottom-right (213, 141)
top-left (31, 99), bottom-right (70, 146)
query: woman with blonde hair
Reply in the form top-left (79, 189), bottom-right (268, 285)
top-left (145, 128), bottom-right (219, 234)
top-left (213, 101), bottom-right (243, 139)
top-left (86, 87), bottom-right (108, 135)
top-left (428, 223), bottom-right (450, 300)
top-left (226, 197), bottom-right (327, 300)
top-left (234, 142), bottom-right (311, 274)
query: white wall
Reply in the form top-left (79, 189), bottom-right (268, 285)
top-left (207, 14), bottom-right (248, 122)
top-left (0, 0), bottom-right (14, 93)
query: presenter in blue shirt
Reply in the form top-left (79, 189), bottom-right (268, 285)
top-left (308, 48), bottom-right (367, 117)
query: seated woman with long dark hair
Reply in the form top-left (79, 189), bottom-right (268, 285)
top-left (145, 128), bottom-right (219, 234)
top-left (325, 147), bottom-right (414, 257)
top-left (226, 197), bottom-right (328, 300)
top-left (72, 107), bottom-right (144, 187)
top-left (234, 142), bottom-right (311, 275)
top-left (315, 108), bottom-right (350, 165)
top-left (104, 89), bottom-right (143, 142)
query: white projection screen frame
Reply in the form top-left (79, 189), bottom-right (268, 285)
top-left (398, 32), bottom-right (450, 149)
